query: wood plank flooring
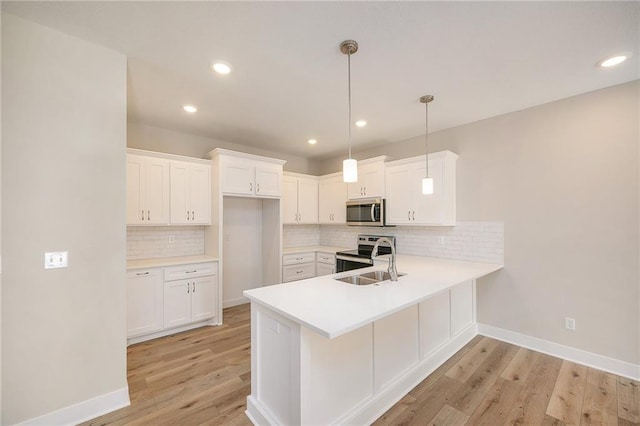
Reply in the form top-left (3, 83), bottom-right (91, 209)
top-left (83, 304), bottom-right (639, 425)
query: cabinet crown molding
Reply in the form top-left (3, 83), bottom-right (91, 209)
top-left (127, 148), bottom-right (212, 165)
top-left (207, 148), bottom-right (287, 165)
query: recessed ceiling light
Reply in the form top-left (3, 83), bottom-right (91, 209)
top-left (183, 105), bottom-right (197, 113)
top-left (212, 61), bottom-right (232, 75)
top-left (599, 54), bottom-right (629, 68)
top-left (355, 120), bottom-right (367, 128)
top-left (308, 139), bottom-right (317, 145)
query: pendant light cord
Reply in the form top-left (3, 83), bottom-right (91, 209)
top-left (348, 51), bottom-right (352, 160)
top-left (425, 101), bottom-right (429, 177)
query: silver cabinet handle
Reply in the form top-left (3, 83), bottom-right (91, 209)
top-left (185, 270), bottom-right (197, 274)
top-left (192, 282), bottom-right (196, 292)
top-left (141, 210), bottom-right (144, 220)
top-left (191, 211), bottom-right (194, 220)
top-left (250, 182), bottom-right (253, 192)
top-left (187, 210), bottom-right (190, 220)
top-left (136, 271), bottom-right (150, 276)
top-left (187, 283), bottom-right (190, 293)
top-left (363, 187), bottom-right (366, 195)
top-left (408, 211), bottom-right (411, 220)
top-left (257, 183), bottom-right (260, 192)
top-left (296, 270), bottom-right (304, 274)
top-left (412, 211), bottom-right (415, 220)
top-left (147, 210), bottom-right (150, 220)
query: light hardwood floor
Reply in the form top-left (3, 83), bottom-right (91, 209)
top-left (83, 304), bottom-right (639, 425)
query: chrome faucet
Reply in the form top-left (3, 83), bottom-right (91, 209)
top-left (371, 237), bottom-right (398, 281)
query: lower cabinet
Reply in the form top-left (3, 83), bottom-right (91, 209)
top-left (316, 252), bottom-right (336, 276)
top-left (282, 251), bottom-right (337, 282)
top-left (127, 261), bottom-right (218, 344)
top-left (127, 268), bottom-right (164, 338)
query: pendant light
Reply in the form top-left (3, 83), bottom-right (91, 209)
top-left (341, 40), bottom-right (358, 183)
top-left (420, 95), bottom-right (435, 195)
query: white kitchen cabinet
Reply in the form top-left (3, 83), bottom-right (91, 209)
top-left (164, 275), bottom-right (217, 328)
top-left (282, 252), bottom-right (316, 282)
top-left (316, 252), bottom-right (336, 276)
top-left (218, 152), bottom-right (283, 198)
top-left (170, 161), bottom-right (211, 225)
top-left (283, 173), bottom-right (318, 224)
top-left (126, 154), bottom-right (171, 225)
top-left (385, 151), bottom-right (458, 226)
top-left (347, 157), bottom-right (388, 200)
top-left (318, 173), bottom-right (347, 224)
top-left (127, 268), bottom-right (164, 338)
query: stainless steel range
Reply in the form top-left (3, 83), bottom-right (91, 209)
top-left (335, 234), bottom-right (396, 273)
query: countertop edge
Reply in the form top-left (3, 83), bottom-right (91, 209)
top-left (127, 255), bottom-right (219, 270)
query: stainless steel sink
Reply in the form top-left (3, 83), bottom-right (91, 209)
top-left (335, 275), bottom-right (379, 286)
top-left (359, 271), bottom-right (406, 281)
top-left (335, 271), bottom-right (407, 285)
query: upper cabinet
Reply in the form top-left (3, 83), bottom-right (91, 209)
top-left (170, 161), bottom-right (211, 225)
top-left (127, 149), bottom-right (212, 226)
top-left (212, 149), bottom-right (285, 198)
top-left (283, 173), bottom-right (319, 224)
top-left (318, 173), bottom-right (347, 224)
top-left (347, 157), bottom-right (389, 200)
top-left (385, 151), bottom-right (458, 226)
top-left (127, 154), bottom-right (171, 225)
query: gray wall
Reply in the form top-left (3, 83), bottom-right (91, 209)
top-left (128, 122), bottom-right (318, 175)
top-left (2, 14), bottom-right (127, 424)
top-left (320, 81), bottom-right (640, 365)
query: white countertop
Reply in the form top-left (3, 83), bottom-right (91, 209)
top-left (282, 245), bottom-right (350, 255)
top-left (127, 255), bottom-right (219, 270)
top-left (244, 255), bottom-right (503, 339)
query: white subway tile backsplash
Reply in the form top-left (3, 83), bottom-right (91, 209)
top-left (318, 222), bottom-right (504, 264)
top-left (283, 224), bottom-right (321, 248)
top-left (127, 226), bottom-right (205, 260)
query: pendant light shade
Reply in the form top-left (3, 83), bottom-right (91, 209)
top-left (341, 40), bottom-right (359, 183)
top-left (420, 95), bottom-right (435, 195)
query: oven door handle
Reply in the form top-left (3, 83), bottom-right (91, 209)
top-left (336, 255), bottom-right (373, 264)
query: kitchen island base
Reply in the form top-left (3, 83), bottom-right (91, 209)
top-left (246, 280), bottom-right (476, 425)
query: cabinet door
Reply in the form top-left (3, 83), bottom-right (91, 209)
top-left (170, 161), bottom-right (191, 224)
top-left (126, 155), bottom-right (146, 225)
top-left (414, 159), bottom-right (445, 224)
top-left (164, 279), bottom-right (192, 329)
top-left (255, 166), bottom-right (281, 197)
top-left (221, 162), bottom-right (254, 195)
top-left (316, 262), bottom-right (335, 276)
top-left (191, 275), bottom-right (217, 322)
top-left (282, 176), bottom-right (299, 224)
top-left (127, 269), bottom-right (163, 337)
top-left (347, 162), bottom-right (384, 199)
top-left (189, 163), bottom-right (211, 224)
top-left (297, 177), bottom-right (318, 224)
top-left (385, 165), bottom-right (413, 225)
top-left (145, 157), bottom-right (171, 224)
top-left (319, 176), bottom-right (347, 224)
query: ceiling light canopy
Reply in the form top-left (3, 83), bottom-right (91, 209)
top-left (183, 105), bottom-right (197, 113)
top-left (355, 120), bottom-right (367, 128)
top-left (212, 61), bottom-right (232, 74)
top-left (599, 54), bottom-right (629, 67)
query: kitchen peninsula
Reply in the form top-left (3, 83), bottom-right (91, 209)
top-left (243, 255), bottom-right (503, 425)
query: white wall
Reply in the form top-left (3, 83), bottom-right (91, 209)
top-left (128, 121), bottom-right (317, 174)
top-left (319, 81), bottom-right (640, 366)
top-left (2, 14), bottom-right (128, 424)
top-left (223, 197), bottom-right (264, 307)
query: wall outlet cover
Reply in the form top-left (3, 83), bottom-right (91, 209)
top-left (45, 251), bottom-right (68, 269)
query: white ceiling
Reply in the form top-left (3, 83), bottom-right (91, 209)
top-left (3, 1), bottom-right (639, 160)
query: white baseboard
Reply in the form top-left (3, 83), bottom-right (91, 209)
top-left (478, 323), bottom-right (640, 381)
top-left (16, 387), bottom-right (130, 426)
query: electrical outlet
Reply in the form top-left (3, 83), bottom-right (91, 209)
top-left (565, 317), bottom-right (576, 331)
top-left (168, 235), bottom-right (175, 243)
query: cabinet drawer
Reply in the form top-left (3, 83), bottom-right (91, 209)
top-left (164, 262), bottom-right (217, 281)
top-left (316, 252), bottom-right (335, 264)
top-left (283, 252), bottom-right (315, 265)
top-left (282, 262), bottom-right (315, 282)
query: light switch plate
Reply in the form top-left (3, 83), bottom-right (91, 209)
top-left (45, 251), bottom-right (68, 269)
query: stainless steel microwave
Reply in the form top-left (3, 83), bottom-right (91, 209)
top-left (346, 198), bottom-right (386, 226)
